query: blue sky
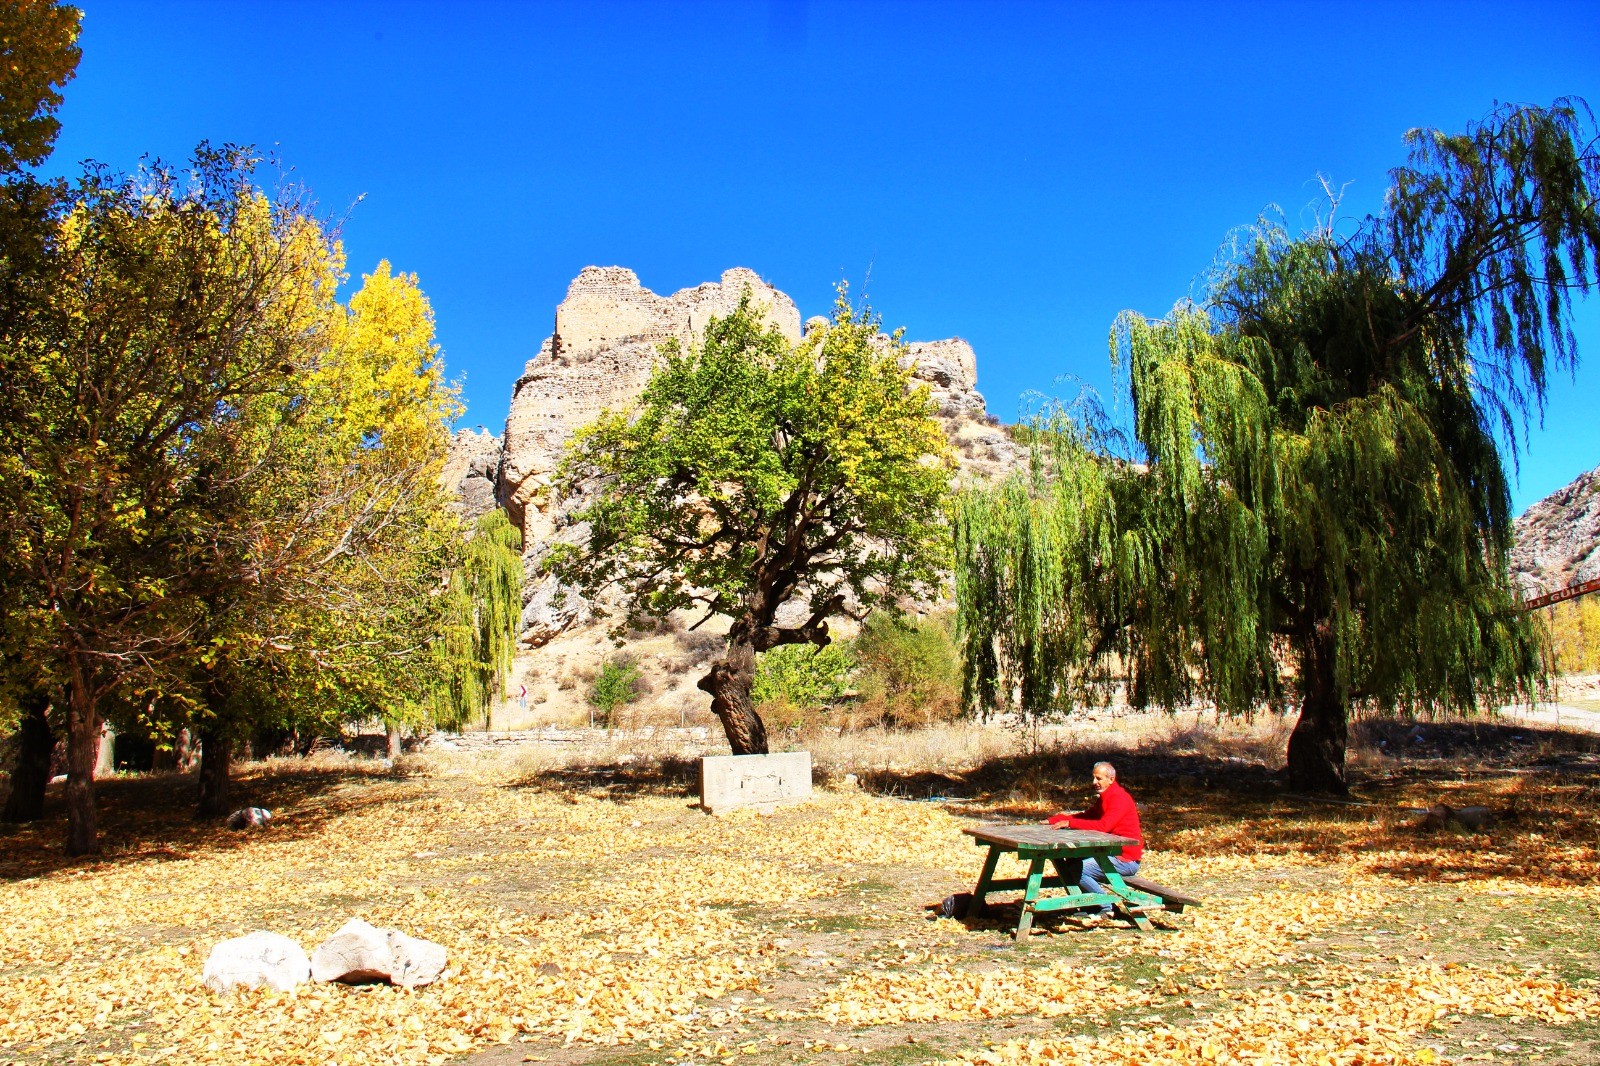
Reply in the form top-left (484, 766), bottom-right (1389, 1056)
top-left (43, 0), bottom-right (1600, 513)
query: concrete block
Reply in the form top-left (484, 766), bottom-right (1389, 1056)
top-left (699, 752), bottom-right (812, 814)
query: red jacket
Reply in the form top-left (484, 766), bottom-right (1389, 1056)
top-left (1049, 782), bottom-right (1143, 861)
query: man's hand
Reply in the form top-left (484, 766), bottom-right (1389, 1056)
top-left (1047, 814), bottom-right (1071, 828)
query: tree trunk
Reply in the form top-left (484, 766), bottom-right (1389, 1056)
top-left (386, 721), bottom-right (402, 759)
top-left (3, 690), bottom-right (54, 823)
top-left (63, 653), bottom-right (100, 855)
top-left (698, 638), bottom-right (769, 755)
top-left (196, 725), bottom-right (232, 819)
top-left (1285, 627), bottom-right (1349, 795)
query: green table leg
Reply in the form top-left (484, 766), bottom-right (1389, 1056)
top-left (1014, 857), bottom-right (1047, 947)
top-left (1101, 862), bottom-right (1154, 932)
top-left (969, 845), bottom-right (1002, 918)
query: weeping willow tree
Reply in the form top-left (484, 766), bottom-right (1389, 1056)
top-left (953, 415), bottom-right (1120, 718)
top-left (957, 100), bottom-right (1600, 793)
top-left (433, 509), bottom-right (524, 730)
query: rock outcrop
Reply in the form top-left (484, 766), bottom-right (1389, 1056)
top-left (497, 266), bottom-right (1007, 648)
top-left (1512, 466), bottom-right (1600, 597)
top-left (441, 428), bottom-right (504, 525)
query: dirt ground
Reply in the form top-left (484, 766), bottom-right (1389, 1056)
top-left (3, 714), bottom-right (1599, 1066)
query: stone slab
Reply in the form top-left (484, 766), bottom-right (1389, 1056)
top-left (699, 752), bottom-right (812, 814)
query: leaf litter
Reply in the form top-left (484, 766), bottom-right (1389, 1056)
top-left (1, 759), bottom-right (1597, 1066)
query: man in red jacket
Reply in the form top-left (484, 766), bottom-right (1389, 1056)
top-left (1046, 761), bottom-right (1143, 923)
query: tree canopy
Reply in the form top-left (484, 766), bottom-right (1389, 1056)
top-left (0, 0), bottom-right (80, 173)
top-left (956, 100), bottom-right (1600, 793)
top-left (552, 290), bottom-right (953, 754)
top-left (0, 148), bottom-right (470, 848)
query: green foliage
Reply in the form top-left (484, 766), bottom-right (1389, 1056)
top-left (954, 412), bottom-right (1121, 719)
top-left (753, 642), bottom-right (856, 710)
top-left (555, 289), bottom-right (952, 629)
top-left (852, 612), bottom-right (963, 727)
top-left (955, 101), bottom-right (1598, 792)
top-left (0, 0), bottom-right (80, 172)
top-left (589, 658), bottom-right (641, 724)
top-left (431, 509), bottom-right (524, 731)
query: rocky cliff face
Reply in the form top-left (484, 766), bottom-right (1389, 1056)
top-left (1512, 466), bottom-right (1600, 597)
top-left (440, 428), bottom-right (503, 525)
top-left (498, 266), bottom-right (1010, 647)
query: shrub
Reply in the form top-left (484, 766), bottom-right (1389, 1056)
top-left (851, 612), bottom-right (962, 728)
top-left (753, 643), bottom-right (856, 713)
top-left (589, 657), bottom-right (641, 725)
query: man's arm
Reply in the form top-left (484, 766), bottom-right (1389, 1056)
top-left (1047, 795), bottom-right (1106, 829)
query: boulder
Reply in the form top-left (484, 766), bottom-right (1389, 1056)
top-left (388, 928), bottom-right (448, 987)
top-left (311, 918), bottom-right (448, 987)
top-left (311, 918), bottom-right (392, 984)
top-left (202, 931), bottom-right (310, 993)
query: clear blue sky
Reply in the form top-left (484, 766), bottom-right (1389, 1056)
top-left (43, 0), bottom-right (1600, 513)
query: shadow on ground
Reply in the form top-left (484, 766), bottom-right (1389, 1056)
top-left (0, 759), bottom-right (411, 882)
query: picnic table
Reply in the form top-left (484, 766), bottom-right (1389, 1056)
top-left (962, 823), bottom-right (1168, 943)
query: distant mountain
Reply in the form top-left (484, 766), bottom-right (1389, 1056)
top-left (1511, 467), bottom-right (1600, 598)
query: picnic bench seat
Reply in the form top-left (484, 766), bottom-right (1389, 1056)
top-left (1118, 874), bottom-right (1203, 913)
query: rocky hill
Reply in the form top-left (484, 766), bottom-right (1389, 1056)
top-left (1512, 465), bottom-right (1600, 598)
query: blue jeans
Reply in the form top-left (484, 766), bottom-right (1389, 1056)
top-left (1057, 856), bottom-right (1140, 915)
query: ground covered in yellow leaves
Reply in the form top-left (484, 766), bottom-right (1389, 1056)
top-left (3, 720), bottom-right (1599, 1066)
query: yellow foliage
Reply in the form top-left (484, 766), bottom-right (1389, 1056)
top-left (1541, 596), bottom-right (1600, 673)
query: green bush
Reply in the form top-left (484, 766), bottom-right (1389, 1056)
top-left (589, 657), bottom-right (641, 725)
top-left (753, 643), bottom-right (856, 713)
top-left (852, 612), bottom-right (962, 727)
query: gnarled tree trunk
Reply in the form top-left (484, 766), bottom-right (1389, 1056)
top-left (1285, 626), bottom-right (1349, 795)
top-left (3, 690), bottom-right (54, 824)
top-left (64, 652), bottom-right (101, 855)
top-left (698, 637), bottom-right (768, 755)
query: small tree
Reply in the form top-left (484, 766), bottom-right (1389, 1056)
top-left (553, 290), bottom-right (953, 754)
top-left (588, 658), bottom-right (640, 727)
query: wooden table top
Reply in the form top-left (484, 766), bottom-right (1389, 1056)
top-left (963, 823), bottom-right (1138, 853)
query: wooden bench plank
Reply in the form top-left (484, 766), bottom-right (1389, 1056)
top-left (1121, 874), bottom-right (1203, 911)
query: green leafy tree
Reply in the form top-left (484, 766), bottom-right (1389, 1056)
top-left (552, 291), bottom-right (953, 754)
top-left (431, 509), bottom-right (524, 733)
top-left (957, 100), bottom-right (1599, 793)
top-left (0, 0), bottom-right (80, 173)
top-left (179, 257), bottom-right (466, 816)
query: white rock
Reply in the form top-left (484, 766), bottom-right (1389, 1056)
top-left (311, 918), bottom-right (392, 983)
top-left (387, 929), bottom-right (448, 987)
top-left (311, 918), bottom-right (449, 987)
top-left (202, 931), bottom-right (310, 993)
